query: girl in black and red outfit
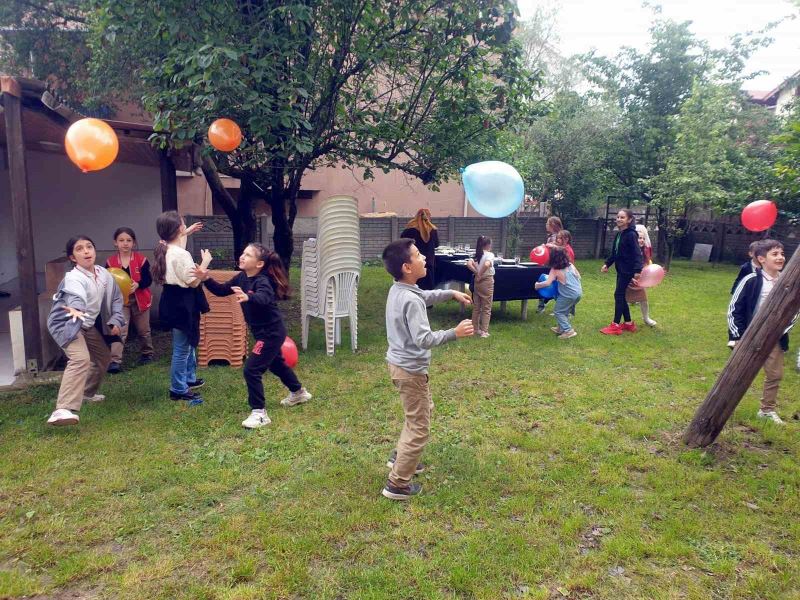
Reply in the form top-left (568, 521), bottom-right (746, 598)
top-left (105, 227), bottom-right (153, 371)
top-left (193, 243), bottom-right (312, 429)
top-left (600, 209), bottom-right (643, 335)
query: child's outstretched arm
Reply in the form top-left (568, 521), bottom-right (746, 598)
top-left (534, 270), bottom-right (557, 289)
top-left (420, 288), bottom-right (471, 307)
top-left (405, 302), bottom-right (473, 348)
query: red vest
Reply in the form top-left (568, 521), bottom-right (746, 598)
top-left (107, 252), bottom-right (152, 311)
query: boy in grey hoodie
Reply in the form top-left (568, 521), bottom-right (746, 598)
top-left (381, 239), bottom-right (473, 500)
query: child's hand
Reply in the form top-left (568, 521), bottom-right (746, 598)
top-left (191, 265), bottom-right (210, 281)
top-left (600, 265), bottom-right (609, 273)
top-left (63, 306), bottom-right (87, 324)
top-left (110, 325), bottom-right (121, 336)
top-left (727, 340), bottom-right (736, 349)
top-left (231, 286), bottom-right (249, 303)
top-left (184, 222), bottom-right (204, 236)
top-left (452, 291), bottom-right (472, 306)
top-left (130, 280), bottom-right (139, 292)
top-left (454, 319), bottom-right (474, 338)
top-left (200, 249), bottom-right (213, 269)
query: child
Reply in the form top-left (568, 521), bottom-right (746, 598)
top-left (535, 246), bottom-right (582, 339)
top-left (152, 211), bottom-right (211, 404)
top-left (728, 239), bottom-right (792, 424)
top-left (600, 209), bottom-right (643, 335)
top-left (105, 227), bottom-right (154, 372)
top-left (193, 244), bottom-right (312, 428)
top-left (466, 235), bottom-right (495, 338)
top-left (381, 239), bottom-right (473, 500)
top-left (46, 236), bottom-right (126, 426)
top-left (625, 224), bottom-right (657, 327)
top-left (537, 216), bottom-right (563, 314)
top-left (730, 241), bottom-right (761, 294)
top-left (555, 229), bottom-right (575, 264)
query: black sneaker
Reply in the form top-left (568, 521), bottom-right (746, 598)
top-left (382, 481), bottom-right (422, 501)
top-left (107, 362), bottom-right (122, 374)
top-left (138, 355), bottom-right (153, 365)
top-left (187, 378), bottom-right (205, 389)
top-left (170, 390), bottom-right (203, 402)
top-left (386, 450), bottom-right (426, 474)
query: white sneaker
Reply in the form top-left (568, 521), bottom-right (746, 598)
top-left (280, 388), bottom-right (312, 407)
top-left (47, 409), bottom-right (79, 426)
top-left (242, 410), bottom-right (271, 429)
top-left (83, 394), bottom-right (105, 403)
top-left (644, 318), bottom-right (657, 327)
top-left (479, 331), bottom-right (490, 338)
top-left (757, 410), bottom-right (784, 424)
top-left (558, 330), bottom-right (578, 339)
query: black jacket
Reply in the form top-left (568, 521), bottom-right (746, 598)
top-left (604, 227), bottom-right (643, 275)
top-left (728, 270), bottom-right (794, 351)
top-left (159, 284), bottom-right (210, 347)
top-left (204, 271), bottom-right (286, 339)
top-left (730, 261), bottom-right (754, 295)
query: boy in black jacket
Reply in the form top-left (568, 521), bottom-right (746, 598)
top-left (728, 239), bottom-right (793, 424)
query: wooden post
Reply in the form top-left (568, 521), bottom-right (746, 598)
top-left (390, 216), bottom-right (398, 242)
top-left (159, 149), bottom-right (178, 211)
top-left (499, 217), bottom-right (508, 257)
top-left (448, 216), bottom-right (456, 246)
top-left (684, 247), bottom-right (800, 447)
top-left (2, 78), bottom-right (43, 371)
top-left (594, 218), bottom-right (604, 259)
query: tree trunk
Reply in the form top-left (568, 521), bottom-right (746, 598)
top-left (684, 247), bottom-right (800, 447)
top-left (268, 169), bottom-right (294, 270)
top-left (200, 154), bottom-right (245, 266)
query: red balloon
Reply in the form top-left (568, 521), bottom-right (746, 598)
top-left (529, 244), bottom-right (550, 266)
top-left (208, 118), bottom-right (242, 152)
top-left (741, 200), bottom-right (777, 232)
top-left (638, 264), bottom-right (665, 288)
top-left (281, 336), bottom-right (298, 368)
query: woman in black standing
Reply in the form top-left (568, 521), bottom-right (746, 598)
top-left (600, 209), bottom-right (643, 335)
top-left (400, 208), bottom-right (440, 290)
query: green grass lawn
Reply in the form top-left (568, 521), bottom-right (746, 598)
top-left (1, 260), bottom-right (799, 600)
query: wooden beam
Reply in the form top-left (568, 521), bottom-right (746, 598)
top-left (3, 86), bottom-right (43, 371)
top-left (159, 149), bottom-right (178, 212)
top-left (684, 247), bottom-right (800, 447)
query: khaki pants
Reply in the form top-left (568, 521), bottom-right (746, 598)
top-left (110, 300), bottom-right (153, 363)
top-left (388, 364), bottom-right (433, 488)
top-left (56, 327), bottom-right (111, 412)
top-left (471, 275), bottom-right (494, 333)
top-left (761, 344), bottom-right (784, 412)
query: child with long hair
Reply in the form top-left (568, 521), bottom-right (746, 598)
top-left (554, 229), bottom-right (575, 264)
top-left (46, 235), bottom-right (126, 426)
top-left (152, 211), bottom-right (210, 404)
top-left (105, 227), bottom-right (154, 372)
top-left (537, 216), bottom-right (563, 314)
top-left (535, 246), bottom-right (582, 339)
top-left (467, 235), bottom-right (495, 338)
top-left (625, 224), bottom-right (657, 327)
top-left (600, 209), bottom-right (643, 335)
top-left (193, 244), bottom-right (312, 428)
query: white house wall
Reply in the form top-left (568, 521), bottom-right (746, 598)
top-left (25, 151), bottom-right (162, 271)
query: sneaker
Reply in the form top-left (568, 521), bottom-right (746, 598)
top-left (187, 378), bottom-right (205, 389)
top-left (107, 362), bottom-right (121, 374)
top-left (83, 394), bottom-right (105, 403)
top-left (558, 330), bottom-right (577, 339)
top-left (138, 355), bottom-right (153, 365)
top-left (600, 323), bottom-right (623, 335)
top-left (479, 331), bottom-right (490, 338)
top-left (550, 326), bottom-right (563, 334)
top-left (386, 450), bottom-right (426, 474)
top-left (757, 410), bottom-right (784, 424)
top-left (644, 318), bottom-right (657, 327)
top-left (242, 410), bottom-right (272, 429)
top-left (280, 388), bottom-right (312, 407)
top-left (47, 409), bottom-right (79, 426)
top-left (621, 321), bottom-right (637, 333)
top-left (381, 481), bottom-right (422, 501)
top-left (536, 305), bottom-right (546, 314)
top-left (170, 390), bottom-right (203, 403)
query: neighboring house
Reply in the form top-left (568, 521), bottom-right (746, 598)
top-left (747, 69), bottom-right (800, 115)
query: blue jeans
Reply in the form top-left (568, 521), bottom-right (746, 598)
top-left (554, 295), bottom-right (580, 332)
top-left (170, 328), bottom-right (197, 394)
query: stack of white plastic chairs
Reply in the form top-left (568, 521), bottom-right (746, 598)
top-left (301, 195), bottom-right (361, 355)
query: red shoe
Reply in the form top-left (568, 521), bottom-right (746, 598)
top-left (621, 321), bottom-right (637, 332)
top-left (600, 322), bottom-right (623, 335)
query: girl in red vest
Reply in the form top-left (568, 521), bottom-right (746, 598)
top-left (105, 227), bottom-right (154, 372)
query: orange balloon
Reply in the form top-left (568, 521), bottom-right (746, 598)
top-left (208, 118), bottom-right (242, 152)
top-left (64, 118), bottom-right (119, 173)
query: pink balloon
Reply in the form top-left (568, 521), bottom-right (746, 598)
top-left (638, 264), bottom-right (665, 289)
top-left (741, 200), bottom-right (777, 232)
top-left (529, 244), bottom-right (550, 266)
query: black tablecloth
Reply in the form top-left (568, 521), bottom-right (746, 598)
top-left (435, 255), bottom-right (549, 301)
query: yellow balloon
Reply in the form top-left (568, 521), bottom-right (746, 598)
top-left (107, 268), bottom-right (133, 306)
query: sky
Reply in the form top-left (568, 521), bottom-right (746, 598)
top-left (517, 0), bottom-right (800, 91)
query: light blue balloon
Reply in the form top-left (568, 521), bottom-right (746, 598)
top-left (537, 273), bottom-right (558, 299)
top-left (462, 161), bottom-right (524, 218)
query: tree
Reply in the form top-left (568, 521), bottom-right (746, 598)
top-left (85, 0), bottom-right (537, 267)
top-left (774, 101), bottom-right (800, 219)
